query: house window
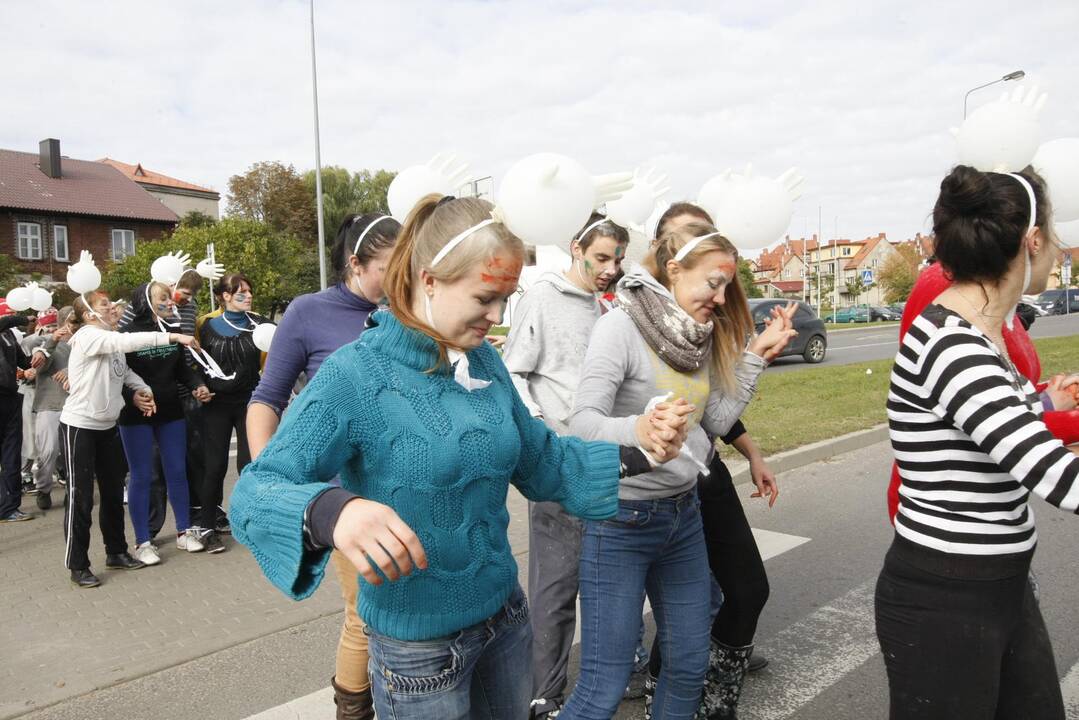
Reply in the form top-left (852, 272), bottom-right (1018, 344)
top-left (54, 225), bottom-right (69, 262)
top-left (17, 222), bottom-right (43, 260)
top-left (112, 229), bottom-right (136, 260)
top-left (843, 247), bottom-right (852, 256)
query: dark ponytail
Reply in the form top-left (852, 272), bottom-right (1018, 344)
top-left (932, 165), bottom-right (1050, 284)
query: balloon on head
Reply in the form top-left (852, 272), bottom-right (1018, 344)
top-left (67, 250), bottom-right (102, 295)
top-left (387, 152), bottom-right (473, 220)
top-left (150, 251), bottom-right (190, 285)
top-left (605, 167), bottom-right (670, 230)
top-left (700, 165), bottom-right (805, 251)
top-left (1033, 138), bottom-right (1079, 224)
top-left (5, 286), bottom-right (31, 312)
top-left (954, 85), bottom-right (1047, 172)
top-left (28, 282), bottom-right (53, 311)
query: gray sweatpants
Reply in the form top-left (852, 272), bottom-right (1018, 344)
top-left (528, 499), bottom-right (584, 703)
top-left (32, 410), bottom-right (60, 492)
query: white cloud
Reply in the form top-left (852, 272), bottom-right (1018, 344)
top-left (2, 0), bottom-right (1077, 249)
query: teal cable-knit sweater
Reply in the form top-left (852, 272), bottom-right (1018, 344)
top-left (229, 310), bottom-right (620, 641)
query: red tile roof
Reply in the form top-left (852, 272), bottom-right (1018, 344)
top-left (768, 280), bottom-right (805, 292)
top-left (0, 149), bottom-right (178, 223)
top-left (843, 234), bottom-right (886, 270)
top-left (98, 158), bottom-right (218, 196)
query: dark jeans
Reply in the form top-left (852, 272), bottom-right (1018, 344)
top-left (200, 398), bottom-right (250, 531)
top-left (367, 585), bottom-right (533, 719)
top-left (875, 536), bottom-right (1064, 720)
top-left (148, 396), bottom-right (205, 537)
top-left (119, 420), bottom-right (190, 544)
top-left (0, 393), bottom-right (24, 517)
top-left (560, 492), bottom-right (718, 720)
top-left (60, 423), bottom-right (130, 570)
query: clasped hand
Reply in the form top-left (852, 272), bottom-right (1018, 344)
top-left (635, 397), bottom-right (695, 463)
top-left (750, 302), bottom-right (799, 363)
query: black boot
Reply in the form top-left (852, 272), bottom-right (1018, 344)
top-left (331, 676), bottom-right (374, 720)
top-left (696, 640), bottom-right (753, 720)
top-left (105, 552), bottom-right (146, 570)
top-left (70, 569), bottom-right (101, 588)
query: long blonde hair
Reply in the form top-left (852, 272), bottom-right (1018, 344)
top-left (383, 194), bottom-right (524, 367)
top-left (642, 221), bottom-right (754, 392)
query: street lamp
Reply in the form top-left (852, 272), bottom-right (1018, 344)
top-left (964, 70), bottom-right (1025, 119)
top-left (310, 0), bottom-right (328, 290)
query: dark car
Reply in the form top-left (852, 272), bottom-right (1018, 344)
top-left (876, 306), bottom-right (902, 321)
top-left (1035, 288), bottom-right (1079, 315)
top-left (749, 299), bottom-right (827, 363)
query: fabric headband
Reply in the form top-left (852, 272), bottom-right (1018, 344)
top-left (998, 173), bottom-right (1037, 236)
top-left (575, 217), bottom-right (611, 244)
top-left (353, 215), bottom-right (394, 256)
top-left (430, 218), bottom-right (497, 267)
top-left (674, 231), bottom-right (726, 263)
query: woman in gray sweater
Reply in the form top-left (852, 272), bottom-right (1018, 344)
top-left (558, 222), bottom-right (796, 720)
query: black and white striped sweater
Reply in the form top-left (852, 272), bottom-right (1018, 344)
top-left (888, 305), bottom-right (1079, 556)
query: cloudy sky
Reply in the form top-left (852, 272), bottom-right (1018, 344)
top-left (3, 0), bottom-right (1077, 249)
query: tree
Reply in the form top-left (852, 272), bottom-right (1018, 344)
top-left (179, 210), bottom-right (217, 228)
top-left (844, 275), bottom-right (868, 300)
top-left (102, 218), bottom-right (320, 315)
top-left (302, 166), bottom-right (396, 238)
top-left (878, 243), bottom-right (921, 304)
top-left (0, 253), bottom-right (19, 296)
top-left (738, 258), bottom-right (763, 298)
top-left (226, 162), bottom-right (318, 242)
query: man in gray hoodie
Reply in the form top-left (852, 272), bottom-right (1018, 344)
top-left (502, 213), bottom-right (629, 720)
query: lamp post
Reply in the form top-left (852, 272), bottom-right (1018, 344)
top-left (310, 0), bottom-right (328, 290)
top-left (964, 70), bottom-right (1025, 119)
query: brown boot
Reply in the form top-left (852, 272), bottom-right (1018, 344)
top-left (332, 676), bottom-right (374, 720)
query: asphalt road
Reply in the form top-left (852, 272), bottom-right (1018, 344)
top-left (768, 313), bottom-right (1079, 373)
top-left (18, 440), bottom-right (1079, 720)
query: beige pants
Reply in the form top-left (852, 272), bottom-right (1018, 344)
top-left (330, 549), bottom-right (370, 692)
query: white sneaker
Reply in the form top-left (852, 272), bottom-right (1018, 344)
top-left (177, 528), bottom-right (205, 553)
top-left (134, 541), bottom-right (161, 566)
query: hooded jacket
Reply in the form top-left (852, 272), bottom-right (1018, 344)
top-left (118, 283), bottom-right (206, 426)
top-left (502, 271), bottom-right (604, 436)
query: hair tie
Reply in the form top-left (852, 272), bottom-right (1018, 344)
top-left (674, 231), bottom-right (725, 263)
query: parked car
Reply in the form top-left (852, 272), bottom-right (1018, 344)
top-left (824, 306), bottom-right (870, 323)
top-left (1034, 288), bottom-right (1079, 315)
top-left (876, 306), bottom-right (902, 321)
top-left (749, 299), bottom-right (827, 363)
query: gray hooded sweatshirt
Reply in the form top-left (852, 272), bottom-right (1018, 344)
top-left (569, 264), bottom-right (765, 500)
top-left (502, 271), bottom-right (602, 436)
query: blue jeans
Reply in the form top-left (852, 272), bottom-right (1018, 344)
top-left (119, 420), bottom-right (190, 544)
top-left (561, 492), bottom-right (718, 720)
top-left (367, 585), bottom-right (532, 719)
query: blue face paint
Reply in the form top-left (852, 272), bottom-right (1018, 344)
top-left (232, 292), bottom-right (249, 303)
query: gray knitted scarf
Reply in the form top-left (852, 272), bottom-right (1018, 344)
top-left (617, 282), bottom-right (714, 373)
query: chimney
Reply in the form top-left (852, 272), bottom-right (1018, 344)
top-left (39, 138), bottom-right (61, 178)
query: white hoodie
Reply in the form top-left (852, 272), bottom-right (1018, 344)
top-left (502, 271), bottom-right (603, 436)
top-left (60, 325), bottom-right (171, 430)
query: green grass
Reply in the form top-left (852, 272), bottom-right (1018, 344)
top-left (488, 325), bottom-right (509, 336)
top-left (823, 320), bottom-right (899, 331)
top-left (725, 334), bottom-right (1079, 458)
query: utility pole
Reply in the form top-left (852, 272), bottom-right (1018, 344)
top-left (310, 0), bottom-right (327, 289)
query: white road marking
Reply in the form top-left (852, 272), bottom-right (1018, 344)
top-left (740, 580), bottom-right (879, 720)
top-left (829, 341), bottom-right (898, 351)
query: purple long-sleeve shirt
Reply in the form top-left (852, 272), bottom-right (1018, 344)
top-left (250, 283), bottom-right (379, 414)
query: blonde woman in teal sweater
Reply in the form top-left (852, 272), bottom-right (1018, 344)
top-left (230, 194), bottom-right (692, 719)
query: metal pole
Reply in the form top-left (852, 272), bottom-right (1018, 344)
top-left (816, 206), bottom-right (821, 314)
top-left (310, 0), bottom-right (328, 290)
top-left (964, 70), bottom-right (1025, 119)
top-left (207, 242), bottom-right (217, 313)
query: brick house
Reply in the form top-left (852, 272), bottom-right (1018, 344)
top-left (1, 139), bottom-right (178, 281)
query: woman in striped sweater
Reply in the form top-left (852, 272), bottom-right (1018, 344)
top-left (877, 164), bottom-right (1079, 719)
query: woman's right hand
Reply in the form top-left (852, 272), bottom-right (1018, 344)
top-left (333, 498), bottom-right (428, 585)
top-left (170, 333), bottom-right (196, 348)
top-left (635, 398), bottom-right (695, 462)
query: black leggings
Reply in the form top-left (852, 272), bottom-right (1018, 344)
top-left (875, 537), bottom-right (1064, 720)
top-left (650, 455), bottom-right (770, 674)
top-left (60, 423), bottom-right (130, 570)
top-left (200, 398), bottom-right (250, 531)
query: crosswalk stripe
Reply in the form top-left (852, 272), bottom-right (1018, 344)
top-left (740, 580), bottom-right (878, 720)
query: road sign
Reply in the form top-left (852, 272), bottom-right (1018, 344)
top-left (1063, 262), bottom-right (1072, 284)
top-left (861, 269), bottom-right (873, 284)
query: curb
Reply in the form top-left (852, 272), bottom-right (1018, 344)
top-left (726, 424), bottom-right (890, 484)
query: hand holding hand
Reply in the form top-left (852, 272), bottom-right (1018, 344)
top-left (52, 369), bottom-right (68, 386)
top-left (332, 498), bottom-right (428, 585)
top-left (30, 352), bottom-right (46, 369)
top-left (134, 389), bottom-right (157, 417)
top-left (751, 302), bottom-right (798, 362)
top-left (193, 386), bottom-right (214, 403)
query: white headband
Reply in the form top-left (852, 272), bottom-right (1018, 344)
top-left (430, 219), bottom-right (497, 267)
top-left (353, 215), bottom-right (394, 256)
top-left (999, 173), bottom-right (1037, 235)
top-left (674, 231), bottom-right (725, 263)
top-left (575, 217), bottom-right (611, 244)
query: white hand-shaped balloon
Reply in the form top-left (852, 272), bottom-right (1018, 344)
top-left (150, 251), bottom-right (191, 285)
top-left (5, 285), bottom-right (31, 312)
top-left (25, 281), bottom-right (53, 311)
top-left (252, 323), bottom-right (277, 352)
top-left (955, 84), bottom-right (1048, 172)
top-left (1033, 138), bottom-right (1079, 223)
top-left (67, 250), bottom-right (102, 294)
top-left (387, 152), bottom-right (473, 220)
top-left (592, 172), bottom-right (635, 209)
top-left (196, 258), bottom-right (226, 281)
top-left (706, 165), bottom-right (805, 251)
top-left (606, 167), bottom-right (671, 229)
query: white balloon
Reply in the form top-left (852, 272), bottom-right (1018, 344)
top-left (67, 262), bottom-right (101, 294)
top-left (956, 98), bottom-right (1040, 172)
top-left (644, 202), bottom-right (672, 241)
top-left (252, 323), bottom-right (277, 353)
top-left (712, 175), bottom-right (796, 251)
top-left (498, 153), bottom-right (594, 246)
top-left (388, 165), bottom-right (452, 220)
top-left (1033, 138), bottom-right (1079, 223)
top-left (697, 171), bottom-right (736, 221)
top-left (606, 170), bottom-right (666, 230)
top-left (150, 255), bottom-right (185, 285)
top-left (30, 286), bottom-right (53, 312)
top-left (6, 286), bottom-right (31, 311)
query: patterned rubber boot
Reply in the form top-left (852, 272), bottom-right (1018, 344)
top-left (695, 640), bottom-right (753, 720)
top-left (331, 676), bottom-right (374, 720)
top-left (643, 673), bottom-right (657, 720)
